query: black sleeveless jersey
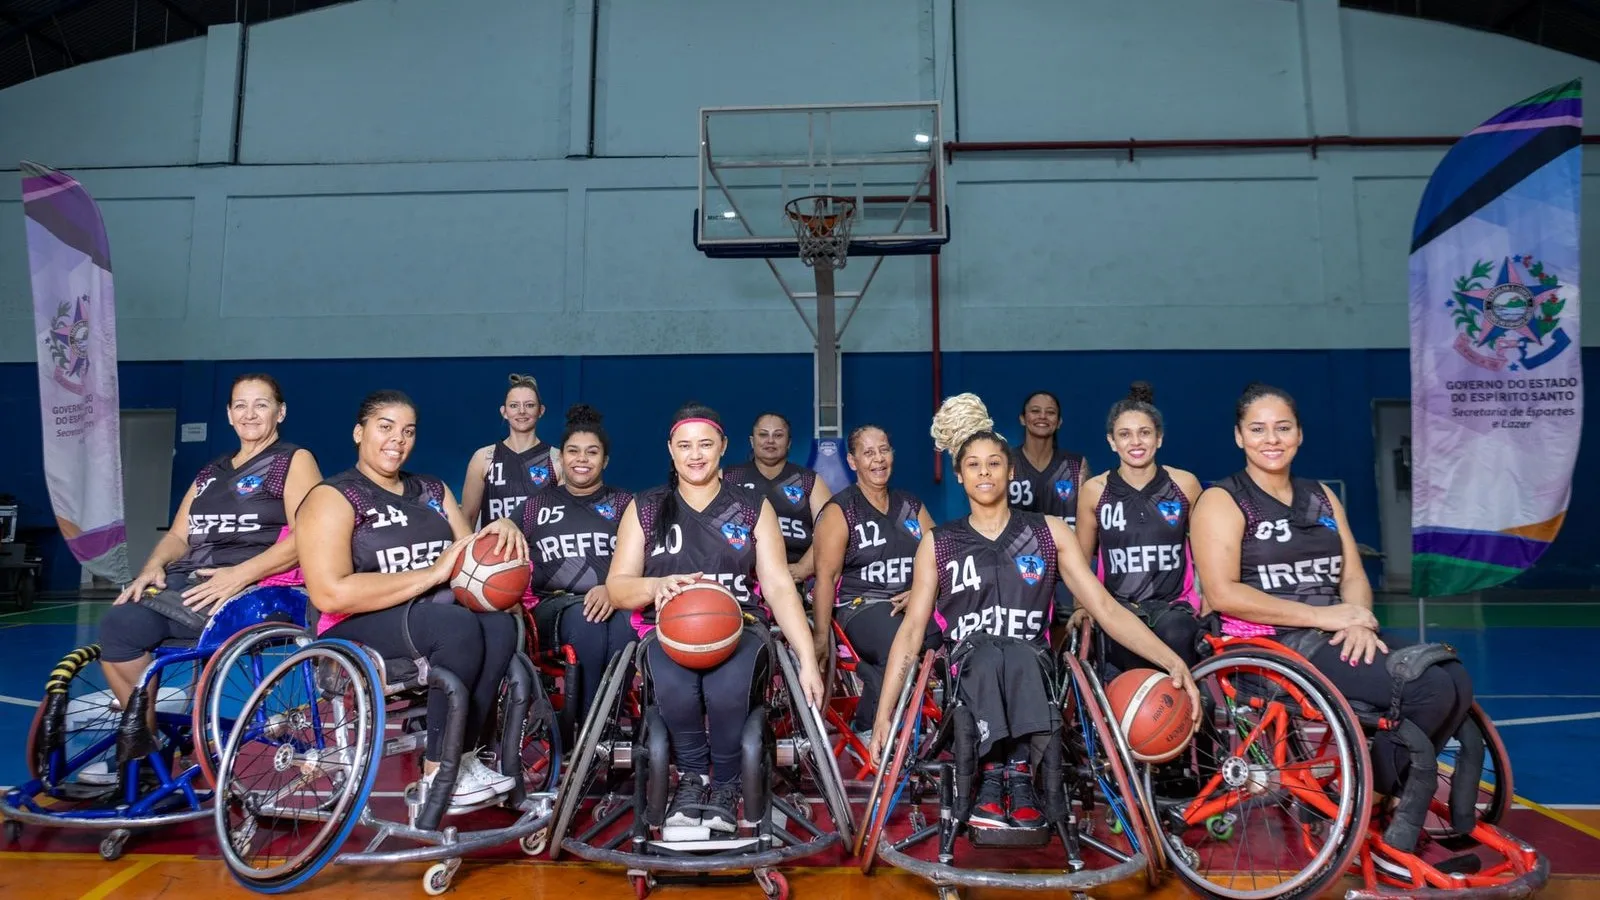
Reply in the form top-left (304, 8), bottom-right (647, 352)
top-left (1215, 472), bottom-right (1344, 634)
top-left (316, 468), bottom-right (456, 633)
top-left (1008, 448), bottom-right (1086, 525)
top-left (520, 484), bottom-right (633, 597)
top-left (828, 485), bottom-right (925, 605)
top-left (723, 460), bottom-right (817, 563)
top-left (1094, 467), bottom-right (1194, 606)
top-left (637, 482), bottom-right (763, 619)
top-left (479, 441), bottom-right (557, 527)
top-left (932, 512), bottom-right (1058, 646)
top-left (174, 441), bottom-right (302, 575)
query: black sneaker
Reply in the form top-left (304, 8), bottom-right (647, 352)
top-left (703, 779), bottom-right (742, 833)
top-left (1006, 762), bottom-right (1044, 827)
top-left (970, 764), bottom-right (1007, 828)
top-left (665, 773), bottom-right (708, 827)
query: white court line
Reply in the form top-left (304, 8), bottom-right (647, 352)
top-left (1479, 694), bottom-right (1600, 699)
top-left (1491, 711), bottom-right (1600, 727)
top-left (0, 602), bottom-right (80, 620)
top-left (0, 694), bottom-right (36, 707)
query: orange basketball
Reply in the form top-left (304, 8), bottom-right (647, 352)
top-left (1106, 668), bottom-right (1194, 763)
top-left (656, 580), bottom-right (744, 670)
top-left (449, 534), bottom-right (530, 612)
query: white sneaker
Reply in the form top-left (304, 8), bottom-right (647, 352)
top-left (77, 760), bottom-right (118, 786)
top-left (458, 750), bottom-right (516, 799)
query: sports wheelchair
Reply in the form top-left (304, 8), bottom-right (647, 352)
top-left (547, 623), bottom-right (853, 900)
top-left (1144, 632), bottom-right (1547, 900)
top-left (1, 584), bottom-right (308, 860)
top-left (854, 636), bottom-right (1163, 900)
top-left (209, 607), bottom-right (558, 895)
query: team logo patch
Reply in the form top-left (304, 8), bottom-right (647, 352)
top-left (1446, 255), bottom-right (1573, 372)
top-left (1318, 515), bottom-right (1338, 531)
top-left (1014, 554), bottom-right (1045, 585)
top-left (595, 502), bottom-right (618, 521)
top-left (528, 465), bottom-right (551, 486)
top-left (903, 518), bottom-right (922, 539)
top-left (782, 484), bottom-right (804, 505)
top-left (1157, 500), bottom-right (1183, 526)
top-left (235, 475), bottom-right (263, 496)
top-left (428, 497), bottom-right (445, 517)
top-left (721, 521), bottom-right (751, 551)
top-left (1054, 479), bottom-right (1073, 500)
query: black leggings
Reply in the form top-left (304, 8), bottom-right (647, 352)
top-left (325, 601), bottom-right (518, 761)
top-left (645, 628), bottom-right (768, 785)
top-left (534, 597), bottom-right (637, 722)
top-left (840, 602), bottom-right (941, 731)
top-left (1297, 630), bottom-right (1475, 796)
top-left (1103, 600), bottom-right (1203, 677)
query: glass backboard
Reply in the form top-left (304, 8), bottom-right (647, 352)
top-left (695, 101), bottom-right (949, 259)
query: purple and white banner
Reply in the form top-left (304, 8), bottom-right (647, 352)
top-left (21, 161), bottom-right (130, 582)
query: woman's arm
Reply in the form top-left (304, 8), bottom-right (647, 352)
top-left (457, 446), bottom-right (491, 527)
top-left (788, 478), bottom-right (835, 583)
top-left (1051, 517), bottom-right (1186, 672)
top-left (808, 502), bottom-right (847, 655)
top-left (179, 450), bottom-right (325, 609)
top-left (115, 481), bottom-right (200, 603)
top-left (605, 500), bottom-right (696, 610)
top-left (870, 534), bottom-right (939, 747)
top-left (753, 501), bottom-right (820, 663)
top-left (296, 484), bottom-right (468, 617)
top-left (1075, 473), bottom-right (1105, 566)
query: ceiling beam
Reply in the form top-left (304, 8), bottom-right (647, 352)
top-left (148, 0), bottom-right (204, 31)
top-left (0, 4), bottom-right (74, 57)
top-left (0, 0), bottom-right (104, 50)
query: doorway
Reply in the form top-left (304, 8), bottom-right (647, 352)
top-left (108, 409), bottom-right (178, 587)
top-left (1372, 400), bottom-right (1412, 591)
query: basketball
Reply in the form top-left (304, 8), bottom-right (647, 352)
top-left (1106, 668), bottom-right (1194, 764)
top-left (449, 534), bottom-right (530, 612)
top-left (656, 580), bottom-right (744, 670)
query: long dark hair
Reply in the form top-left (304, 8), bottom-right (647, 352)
top-left (1021, 390), bottom-right (1062, 449)
top-left (1105, 381), bottom-right (1163, 436)
top-left (659, 402), bottom-right (724, 531)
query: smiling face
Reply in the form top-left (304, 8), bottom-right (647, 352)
top-left (1235, 395), bottom-right (1302, 475)
top-left (956, 437), bottom-right (1013, 508)
top-left (354, 403), bottom-right (417, 479)
top-left (750, 415), bottom-right (791, 466)
top-left (1108, 410), bottom-right (1162, 470)
top-left (1019, 393), bottom-right (1061, 441)
top-left (227, 378), bottom-right (284, 445)
top-left (847, 427), bottom-right (894, 490)
top-left (502, 385), bottom-right (542, 435)
top-left (670, 420), bottom-right (727, 488)
top-left (562, 430), bottom-right (607, 490)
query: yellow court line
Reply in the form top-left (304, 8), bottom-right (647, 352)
top-left (77, 858), bottom-right (159, 900)
top-left (1516, 793), bottom-right (1600, 842)
top-left (0, 850), bottom-right (196, 862)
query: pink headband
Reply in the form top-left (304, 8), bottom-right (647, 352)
top-left (670, 417), bottom-right (724, 438)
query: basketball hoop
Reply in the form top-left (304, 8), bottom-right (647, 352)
top-left (785, 195), bottom-right (856, 269)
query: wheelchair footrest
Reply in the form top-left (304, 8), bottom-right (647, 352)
top-left (966, 823), bottom-right (1052, 849)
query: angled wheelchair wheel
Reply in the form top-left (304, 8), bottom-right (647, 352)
top-left (1060, 652), bottom-right (1163, 887)
top-left (213, 639), bottom-right (384, 893)
top-left (774, 642), bottom-right (854, 850)
top-left (23, 644), bottom-right (115, 787)
top-left (1148, 645), bottom-right (1372, 900)
top-left (192, 622), bottom-right (312, 789)
top-left (548, 639), bottom-right (637, 860)
top-left (855, 649), bottom-right (936, 873)
top-left (1425, 702), bottom-right (1511, 837)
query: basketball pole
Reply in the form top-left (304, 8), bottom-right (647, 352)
top-left (813, 264), bottom-right (842, 440)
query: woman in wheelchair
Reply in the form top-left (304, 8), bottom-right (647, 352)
top-left (810, 423), bottom-right (940, 739)
top-left (519, 404), bottom-right (635, 725)
top-left (1189, 381), bottom-right (1477, 852)
top-left (870, 394), bottom-right (1200, 830)
top-left (98, 373), bottom-right (320, 769)
top-left (1073, 381), bottom-right (1206, 674)
top-left (606, 402), bottom-right (825, 835)
top-left (296, 389), bottom-right (531, 814)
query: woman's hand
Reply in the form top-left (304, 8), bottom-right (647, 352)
top-left (653, 573), bottom-right (704, 609)
top-left (1166, 661), bottom-right (1204, 729)
top-left (1316, 603), bottom-right (1379, 633)
top-left (180, 565), bottom-right (255, 614)
top-left (480, 517), bottom-right (528, 562)
top-left (430, 537), bottom-right (473, 586)
top-left (1329, 624), bottom-right (1388, 666)
top-left (797, 657), bottom-right (825, 708)
top-left (115, 567), bottom-right (166, 605)
top-left (582, 585), bottom-right (618, 622)
top-left (889, 591), bottom-right (913, 615)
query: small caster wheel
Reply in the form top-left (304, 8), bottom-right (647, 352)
top-left (1206, 814), bottom-right (1234, 841)
top-left (755, 869), bottom-right (789, 900)
top-left (631, 874), bottom-right (653, 900)
top-left (937, 887), bottom-right (961, 900)
top-left (423, 861), bottom-right (455, 896)
top-left (99, 829), bottom-right (129, 861)
top-left (593, 796), bottom-right (620, 820)
top-left (1108, 815), bottom-right (1124, 836)
top-left (521, 828), bottom-right (549, 856)
top-left (4, 820), bottom-right (22, 843)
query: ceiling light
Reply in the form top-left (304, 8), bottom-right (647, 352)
top-left (722, 210), bottom-right (738, 219)
top-left (914, 133), bottom-right (931, 144)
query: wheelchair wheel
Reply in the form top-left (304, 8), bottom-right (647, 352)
top-left (1060, 652), bottom-right (1163, 886)
top-left (774, 642), bottom-right (854, 849)
top-left (1148, 646), bottom-right (1372, 900)
top-left (213, 639), bottom-right (383, 893)
top-left (855, 649), bottom-right (936, 872)
top-left (192, 622), bottom-right (311, 789)
top-left (23, 644), bottom-right (115, 787)
top-left (1425, 702), bottom-right (1511, 837)
top-left (548, 639), bottom-right (637, 860)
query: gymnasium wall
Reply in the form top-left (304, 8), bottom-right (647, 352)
top-left (1, 0), bottom-right (1598, 590)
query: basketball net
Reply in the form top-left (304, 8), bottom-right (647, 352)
top-left (785, 195), bottom-right (855, 270)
